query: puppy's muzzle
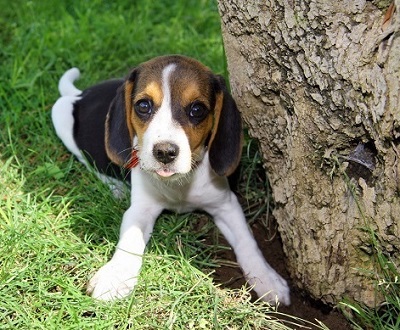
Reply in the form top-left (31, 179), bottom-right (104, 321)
top-left (153, 142), bottom-right (179, 164)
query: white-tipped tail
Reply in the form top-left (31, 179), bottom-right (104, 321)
top-left (58, 67), bottom-right (82, 96)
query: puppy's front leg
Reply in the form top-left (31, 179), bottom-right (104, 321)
top-left (87, 204), bottom-right (162, 301)
top-left (208, 192), bottom-right (291, 305)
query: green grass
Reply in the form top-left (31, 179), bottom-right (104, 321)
top-left (0, 0), bottom-right (323, 328)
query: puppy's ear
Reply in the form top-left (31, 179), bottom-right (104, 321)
top-left (105, 70), bottom-right (137, 167)
top-left (208, 76), bottom-right (243, 176)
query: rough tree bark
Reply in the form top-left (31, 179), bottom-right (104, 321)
top-left (218, 0), bottom-right (400, 306)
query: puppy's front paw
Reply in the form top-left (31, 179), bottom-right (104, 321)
top-left (247, 265), bottom-right (291, 306)
top-left (87, 260), bottom-right (140, 301)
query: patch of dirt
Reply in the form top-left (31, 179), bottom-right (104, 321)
top-left (207, 219), bottom-right (352, 329)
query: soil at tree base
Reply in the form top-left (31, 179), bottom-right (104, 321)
top-left (203, 217), bottom-right (352, 330)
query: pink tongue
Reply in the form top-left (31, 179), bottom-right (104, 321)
top-left (156, 169), bottom-right (175, 177)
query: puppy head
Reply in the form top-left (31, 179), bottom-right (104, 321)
top-left (106, 55), bottom-right (242, 179)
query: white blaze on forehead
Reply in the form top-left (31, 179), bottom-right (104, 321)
top-left (140, 63), bottom-right (192, 174)
top-left (161, 63), bottom-right (176, 111)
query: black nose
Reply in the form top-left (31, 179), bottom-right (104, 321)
top-left (153, 142), bottom-right (179, 164)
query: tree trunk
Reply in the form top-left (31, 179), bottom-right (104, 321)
top-left (218, 0), bottom-right (400, 306)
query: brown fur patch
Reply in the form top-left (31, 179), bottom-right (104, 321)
top-left (184, 115), bottom-right (214, 158)
top-left (129, 111), bottom-right (149, 147)
top-left (130, 80), bottom-right (164, 146)
top-left (135, 81), bottom-right (163, 107)
top-left (180, 82), bottom-right (209, 108)
top-left (104, 119), bottom-right (121, 166)
top-left (124, 81), bottom-right (135, 142)
top-left (208, 92), bottom-right (224, 148)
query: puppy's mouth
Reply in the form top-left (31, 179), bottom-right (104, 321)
top-left (155, 168), bottom-right (176, 178)
top-left (139, 161), bottom-right (182, 179)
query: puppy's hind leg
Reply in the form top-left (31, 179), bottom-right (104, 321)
top-left (96, 172), bottom-right (129, 199)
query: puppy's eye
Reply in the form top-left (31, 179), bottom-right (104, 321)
top-left (134, 99), bottom-right (153, 117)
top-left (188, 102), bottom-right (208, 123)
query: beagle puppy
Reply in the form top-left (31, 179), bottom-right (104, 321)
top-left (51, 55), bottom-right (290, 305)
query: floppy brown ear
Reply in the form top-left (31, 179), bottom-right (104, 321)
top-left (105, 71), bottom-right (136, 167)
top-left (208, 76), bottom-right (243, 176)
